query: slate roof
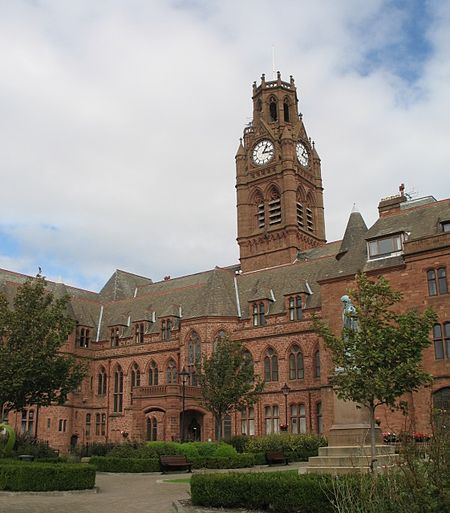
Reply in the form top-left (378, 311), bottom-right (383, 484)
top-left (1, 195), bottom-right (448, 339)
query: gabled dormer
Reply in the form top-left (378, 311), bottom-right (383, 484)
top-left (248, 285), bottom-right (275, 327)
top-left (158, 304), bottom-right (182, 341)
top-left (76, 323), bottom-right (93, 348)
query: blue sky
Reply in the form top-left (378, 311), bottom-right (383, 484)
top-left (0, 0), bottom-right (449, 291)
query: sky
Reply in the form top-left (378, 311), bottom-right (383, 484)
top-left (1, 0), bottom-right (449, 291)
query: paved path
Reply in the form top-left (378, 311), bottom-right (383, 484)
top-left (0, 463), bottom-right (307, 513)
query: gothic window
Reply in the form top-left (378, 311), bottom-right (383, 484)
top-left (297, 202), bottom-right (304, 228)
top-left (113, 366), bottom-right (123, 413)
top-left (240, 406), bottom-right (255, 436)
top-left (269, 97), bottom-right (277, 122)
top-left (264, 405), bottom-right (279, 434)
top-left (213, 329), bottom-right (227, 350)
top-left (95, 414), bottom-right (100, 435)
top-left (147, 416), bottom-right (158, 441)
top-left (288, 296), bottom-right (302, 321)
top-left (21, 409), bottom-right (34, 435)
top-left (289, 345), bottom-right (304, 380)
top-left (97, 366), bottom-right (107, 395)
top-left (78, 327), bottom-right (90, 348)
top-left (253, 191), bottom-right (265, 229)
top-left (131, 363), bottom-right (141, 388)
top-left (290, 403), bottom-right (307, 434)
top-left (433, 322), bottom-right (450, 359)
top-left (316, 402), bottom-right (323, 434)
top-left (58, 419), bottom-right (67, 432)
top-left (427, 268), bottom-right (448, 296)
top-left (268, 188), bottom-right (281, 225)
top-left (135, 322), bottom-right (145, 344)
top-left (314, 350), bottom-right (321, 378)
top-left (283, 98), bottom-right (290, 122)
top-left (149, 360), bottom-right (159, 385)
top-left (264, 347), bottom-right (278, 382)
top-left (188, 331), bottom-right (201, 386)
top-left (85, 413), bottom-right (91, 436)
top-left (306, 207), bottom-right (314, 232)
top-left (166, 359), bottom-right (177, 384)
top-left (110, 327), bottom-right (120, 347)
top-left (433, 387), bottom-right (450, 413)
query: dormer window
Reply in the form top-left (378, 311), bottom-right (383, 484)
top-left (441, 221), bottom-right (450, 233)
top-left (77, 327), bottom-right (90, 348)
top-left (288, 296), bottom-right (303, 321)
top-left (161, 319), bottom-right (173, 341)
top-left (134, 322), bottom-right (145, 344)
top-left (110, 327), bottom-right (120, 347)
top-left (252, 302), bottom-right (266, 327)
top-left (367, 234), bottom-right (403, 259)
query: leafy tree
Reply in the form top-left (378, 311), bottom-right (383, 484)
top-left (196, 336), bottom-right (263, 440)
top-left (314, 272), bottom-right (436, 470)
top-left (0, 274), bottom-right (86, 418)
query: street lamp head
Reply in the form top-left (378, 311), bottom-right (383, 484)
top-left (281, 383), bottom-right (290, 396)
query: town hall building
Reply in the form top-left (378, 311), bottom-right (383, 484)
top-left (2, 73), bottom-right (449, 453)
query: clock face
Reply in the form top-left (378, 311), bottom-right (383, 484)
top-left (296, 142), bottom-right (309, 167)
top-left (252, 140), bottom-right (274, 166)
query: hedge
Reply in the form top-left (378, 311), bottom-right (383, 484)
top-left (190, 471), bottom-right (335, 513)
top-left (190, 453), bottom-right (255, 469)
top-left (89, 456), bottom-right (160, 473)
top-left (0, 463), bottom-right (96, 491)
top-left (230, 434), bottom-right (327, 461)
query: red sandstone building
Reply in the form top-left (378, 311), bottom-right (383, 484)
top-left (2, 74), bottom-right (449, 453)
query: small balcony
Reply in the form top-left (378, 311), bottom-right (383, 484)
top-left (132, 384), bottom-right (202, 399)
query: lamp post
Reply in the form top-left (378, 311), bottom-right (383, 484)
top-left (281, 383), bottom-right (290, 431)
top-left (179, 367), bottom-right (189, 442)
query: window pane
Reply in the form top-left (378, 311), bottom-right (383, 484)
top-left (434, 340), bottom-right (444, 360)
top-left (433, 324), bottom-right (442, 338)
top-left (299, 417), bottom-right (307, 434)
top-left (438, 268), bottom-right (448, 294)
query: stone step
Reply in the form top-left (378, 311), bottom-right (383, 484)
top-left (318, 445), bottom-right (396, 457)
top-left (308, 454), bottom-right (399, 468)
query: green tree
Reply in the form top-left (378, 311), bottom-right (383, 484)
top-left (196, 336), bottom-right (263, 440)
top-left (314, 272), bottom-right (436, 470)
top-left (0, 274), bottom-right (86, 418)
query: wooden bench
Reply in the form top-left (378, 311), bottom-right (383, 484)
top-left (160, 455), bottom-right (192, 473)
top-left (265, 450), bottom-right (288, 466)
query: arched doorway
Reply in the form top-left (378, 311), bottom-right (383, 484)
top-left (180, 410), bottom-right (203, 441)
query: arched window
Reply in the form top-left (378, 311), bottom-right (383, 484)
top-left (97, 367), bottom-right (107, 395)
top-left (269, 96), bottom-right (277, 122)
top-left (131, 363), bottom-right (140, 388)
top-left (290, 403), bottom-right (306, 433)
top-left (213, 330), bottom-right (227, 350)
top-left (253, 190), bottom-right (265, 229)
top-left (314, 350), bottom-right (321, 378)
top-left (264, 405), bottom-right (279, 434)
top-left (264, 348), bottom-right (278, 382)
top-left (146, 416), bottom-right (158, 441)
top-left (427, 267), bottom-right (448, 296)
top-left (113, 366), bottom-right (123, 413)
top-left (148, 360), bottom-right (159, 385)
top-left (268, 187), bottom-right (281, 225)
top-left (289, 345), bottom-right (304, 380)
top-left (288, 296), bottom-right (302, 321)
top-left (316, 402), bottom-right (323, 434)
top-left (188, 331), bottom-right (201, 385)
top-left (283, 98), bottom-right (290, 122)
top-left (166, 359), bottom-right (177, 384)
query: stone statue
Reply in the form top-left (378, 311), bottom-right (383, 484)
top-left (341, 294), bottom-right (357, 331)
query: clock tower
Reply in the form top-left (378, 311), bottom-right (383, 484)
top-left (236, 72), bottom-right (326, 272)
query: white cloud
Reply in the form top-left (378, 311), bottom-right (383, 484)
top-left (0, 0), bottom-right (449, 288)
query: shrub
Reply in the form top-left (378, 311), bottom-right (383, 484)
top-left (144, 441), bottom-right (182, 457)
top-left (229, 435), bottom-right (248, 453)
top-left (77, 442), bottom-right (118, 457)
top-left (0, 462), bottom-right (95, 491)
top-left (244, 434), bottom-right (327, 461)
top-left (11, 433), bottom-right (59, 460)
top-left (191, 471), bottom-right (335, 513)
top-left (90, 456), bottom-right (160, 473)
top-left (190, 453), bottom-right (255, 470)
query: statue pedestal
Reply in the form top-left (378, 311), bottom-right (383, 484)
top-left (307, 394), bottom-right (397, 474)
